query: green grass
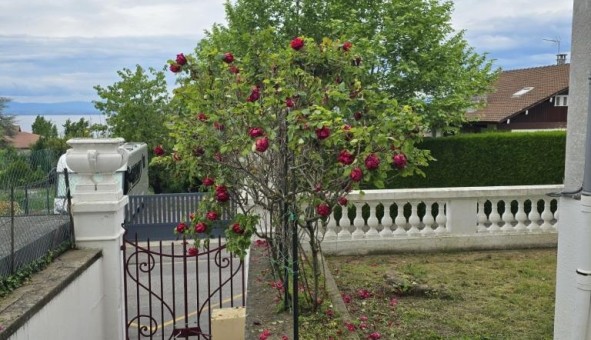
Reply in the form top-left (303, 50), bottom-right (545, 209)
top-left (326, 248), bottom-right (556, 339)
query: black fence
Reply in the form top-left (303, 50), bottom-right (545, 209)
top-left (0, 172), bottom-right (73, 277)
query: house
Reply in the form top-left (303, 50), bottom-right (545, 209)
top-left (4, 125), bottom-right (41, 151)
top-left (465, 55), bottom-right (569, 132)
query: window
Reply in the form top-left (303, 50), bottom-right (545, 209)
top-left (511, 87), bottom-right (534, 98)
top-left (555, 95), bottom-right (568, 107)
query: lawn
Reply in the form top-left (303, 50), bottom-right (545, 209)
top-left (321, 248), bottom-right (556, 340)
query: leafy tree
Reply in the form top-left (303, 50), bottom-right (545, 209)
top-left (160, 34), bottom-right (431, 310)
top-left (63, 118), bottom-right (91, 138)
top-left (0, 97), bottom-right (17, 148)
top-left (93, 65), bottom-right (172, 148)
top-left (31, 115), bottom-right (58, 138)
top-left (198, 0), bottom-right (498, 134)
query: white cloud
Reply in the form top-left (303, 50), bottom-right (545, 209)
top-left (0, 0), bottom-right (227, 38)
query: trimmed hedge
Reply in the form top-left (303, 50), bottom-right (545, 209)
top-left (381, 131), bottom-right (566, 189)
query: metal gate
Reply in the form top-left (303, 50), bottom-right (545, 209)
top-left (122, 235), bottom-right (246, 339)
top-left (123, 193), bottom-right (206, 241)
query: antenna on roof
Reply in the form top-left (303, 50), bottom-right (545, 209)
top-left (543, 37), bottom-right (566, 65)
top-left (543, 37), bottom-right (561, 54)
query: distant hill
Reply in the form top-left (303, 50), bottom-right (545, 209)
top-left (5, 101), bottom-right (100, 115)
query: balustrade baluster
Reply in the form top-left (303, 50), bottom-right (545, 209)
top-left (324, 210), bottom-right (338, 240)
top-left (434, 201), bottom-right (447, 234)
top-left (477, 200), bottom-right (488, 233)
top-left (379, 203), bottom-right (394, 238)
top-left (540, 199), bottom-right (554, 231)
top-left (407, 202), bottom-right (421, 236)
top-left (366, 202), bottom-right (380, 239)
top-left (421, 201), bottom-right (435, 236)
top-left (337, 205), bottom-right (352, 239)
top-left (554, 207), bottom-right (559, 230)
top-left (514, 199), bottom-right (528, 232)
top-left (393, 203), bottom-right (407, 236)
top-left (352, 202), bottom-right (365, 239)
top-left (500, 199), bottom-right (515, 232)
top-left (527, 199), bottom-right (541, 232)
top-left (488, 199), bottom-right (501, 232)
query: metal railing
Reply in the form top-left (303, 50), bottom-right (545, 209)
top-left (0, 172), bottom-right (72, 277)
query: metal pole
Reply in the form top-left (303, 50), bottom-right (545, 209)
top-left (582, 73), bottom-right (591, 195)
top-left (64, 169), bottom-right (76, 248)
top-left (292, 218), bottom-right (299, 340)
top-left (10, 186), bottom-right (15, 274)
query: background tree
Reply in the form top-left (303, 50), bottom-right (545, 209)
top-left (31, 115), bottom-right (58, 138)
top-left (93, 65), bottom-right (172, 148)
top-left (0, 97), bottom-right (17, 148)
top-left (199, 0), bottom-right (498, 134)
top-left (63, 117), bottom-right (92, 138)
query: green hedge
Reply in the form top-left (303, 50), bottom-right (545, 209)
top-left (381, 131), bottom-right (566, 189)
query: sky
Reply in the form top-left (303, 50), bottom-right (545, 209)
top-left (0, 0), bottom-right (574, 106)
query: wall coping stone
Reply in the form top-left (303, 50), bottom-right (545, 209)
top-left (0, 248), bottom-right (102, 340)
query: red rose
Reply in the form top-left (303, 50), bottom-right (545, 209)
top-left (255, 137), bottom-right (269, 152)
top-left (169, 64), bottom-right (181, 73)
top-left (248, 127), bottom-right (264, 138)
top-left (350, 167), bottom-right (363, 182)
top-left (215, 190), bottom-right (230, 202)
top-left (197, 112), bottom-right (208, 121)
top-left (206, 211), bottom-right (218, 221)
top-left (214, 121), bottom-right (224, 131)
top-left (232, 223), bottom-right (245, 234)
top-left (176, 53), bottom-right (187, 65)
top-left (393, 153), bottom-right (408, 169)
top-left (193, 147), bottom-right (204, 157)
top-left (315, 126), bottom-right (331, 140)
top-left (176, 222), bottom-right (187, 233)
top-left (195, 222), bottom-right (207, 233)
top-left (215, 185), bottom-right (228, 193)
top-left (338, 196), bottom-right (348, 206)
top-left (153, 145), bottom-right (165, 156)
top-left (247, 85), bottom-right (261, 102)
top-left (337, 150), bottom-right (355, 165)
top-left (357, 288), bottom-right (372, 299)
top-left (369, 332), bottom-right (381, 340)
top-left (222, 52), bottom-right (234, 63)
top-left (290, 37), bottom-right (305, 51)
top-left (353, 111), bottom-right (363, 121)
top-left (203, 177), bottom-right (215, 186)
top-left (187, 247), bottom-right (198, 256)
top-left (285, 97), bottom-right (295, 108)
top-left (316, 203), bottom-right (331, 217)
top-left (229, 65), bottom-right (240, 74)
top-left (342, 41), bottom-right (352, 51)
top-left (259, 329), bottom-right (271, 340)
top-left (364, 153), bottom-right (380, 170)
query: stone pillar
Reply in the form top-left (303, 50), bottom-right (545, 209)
top-left (66, 138), bottom-right (129, 340)
top-left (445, 198), bottom-right (477, 234)
top-left (554, 1), bottom-right (591, 338)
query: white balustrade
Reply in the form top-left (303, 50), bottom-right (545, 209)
top-left (319, 185), bottom-right (561, 246)
top-left (379, 203), bottom-right (394, 238)
top-left (421, 201), bottom-right (435, 235)
top-left (352, 202), bottom-right (365, 239)
top-left (434, 201), bottom-right (447, 234)
top-left (366, 202), bottom-right (380, 239)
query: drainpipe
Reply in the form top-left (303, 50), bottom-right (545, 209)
top-left (574, 74), bottom-right (591, 340)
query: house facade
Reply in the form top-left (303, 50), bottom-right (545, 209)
top-left (465, 58), bottom-right (569, 132)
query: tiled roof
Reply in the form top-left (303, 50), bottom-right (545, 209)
top-left (467, 63), bottom-right (569, 123)
top-left (4, 126), bottom-right (41, 149)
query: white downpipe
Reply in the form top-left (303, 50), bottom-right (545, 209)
top-left (574, 196), bottom-right (591, 339)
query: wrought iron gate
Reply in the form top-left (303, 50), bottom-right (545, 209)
top-left (122, 235), bottom-right (246, 339)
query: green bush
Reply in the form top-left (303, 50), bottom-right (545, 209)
top-left (377, 131), bottom-right (566, 189)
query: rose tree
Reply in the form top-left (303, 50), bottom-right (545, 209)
top-left (157, 36), bottom-right (430, 306)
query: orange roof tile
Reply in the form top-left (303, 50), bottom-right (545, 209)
top-left (467, 64), bottom-right (569, 123)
